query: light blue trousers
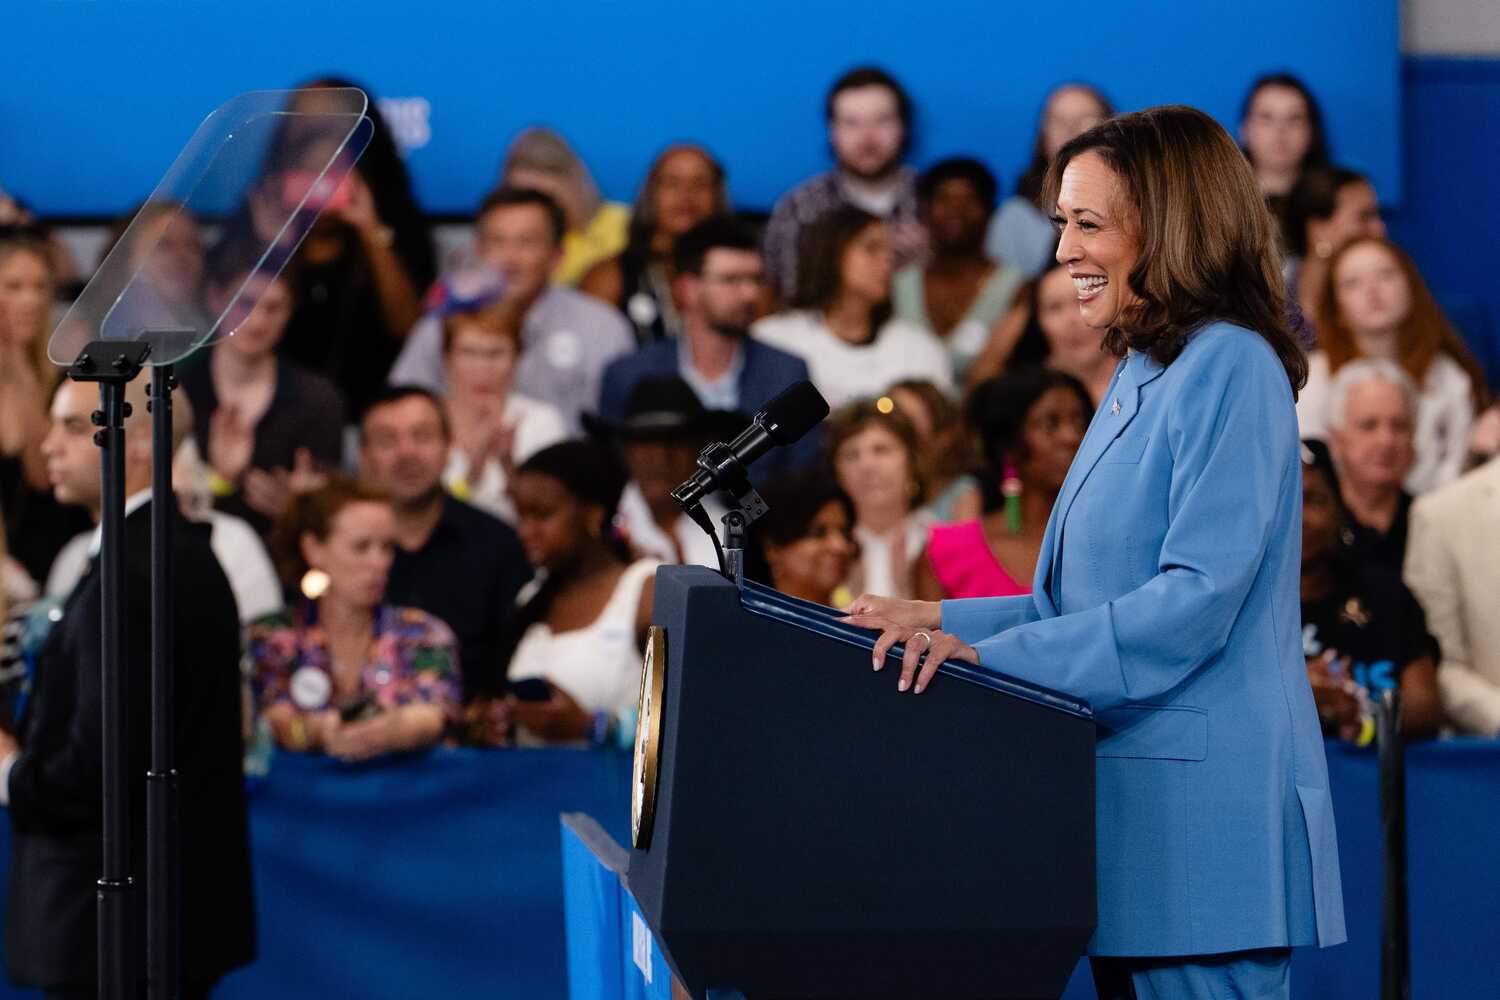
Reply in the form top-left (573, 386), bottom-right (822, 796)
top-left (1091, 947), bottom-right (1292, 999)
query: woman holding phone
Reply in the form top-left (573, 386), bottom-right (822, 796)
top-left (469, 441), bottom-right (657, 747)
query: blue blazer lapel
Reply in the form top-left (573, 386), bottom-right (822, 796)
top-left (1030, 516), bottom-right (1062, 617)
top-left (1040, 353), bottom-right (1166, 598)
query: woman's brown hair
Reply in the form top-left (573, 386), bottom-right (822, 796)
top-left (0, 227), bottom-right (59, 389)
top-left (269, 474), bottom-right (390, 594)
top-left (625, 144), bottom-right (730, 258)
top-left (1317, 236), bottom-right (1489, 409)
top-left (824, 398), bottom-right (926, 506)
top-left (888, 377), bottom-right (978, 491)
top-left (790, 206), bottom-right (893, 335)
top-left (1042, 105), bottom-right (1307, 392)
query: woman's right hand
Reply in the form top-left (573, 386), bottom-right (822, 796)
top-left (841, 595), bottom-right (941, 629)
top-left (465, 697), bottom-right (512, 748)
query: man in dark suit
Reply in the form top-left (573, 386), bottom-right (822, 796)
top-left (598, 218), bottom-right (822, 479)
top-left (0, 378), bottom-right (254, 999)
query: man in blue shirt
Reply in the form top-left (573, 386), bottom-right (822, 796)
top-left (599, 218), bottom-right (821, 478)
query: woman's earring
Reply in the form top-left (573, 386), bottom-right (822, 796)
top-left (300, 568), bottom-right (331, 600)
top-left (1002, 464), bottom-right (1023, 536)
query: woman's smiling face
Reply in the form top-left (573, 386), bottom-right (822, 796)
top-left (1052, 151), bottom-right (1141, 330)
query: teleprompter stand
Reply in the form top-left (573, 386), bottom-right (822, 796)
top-left (63, 344), bottom-right (185, 1000)
top-left (66, 341), bottom-right (151, 1000)
top-left (145, 362), bottom-right (179, 1000)
top-left (1377, 689), bottom-right (1408, 1000)
top-left (49, 89), bottom-right (375, 1000)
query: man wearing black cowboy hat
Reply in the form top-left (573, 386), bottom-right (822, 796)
top-left (584, 376), bottom-right (739, 567)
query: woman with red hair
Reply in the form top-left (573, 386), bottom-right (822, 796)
top-left (1297, 236), bottom-right (1487, 493)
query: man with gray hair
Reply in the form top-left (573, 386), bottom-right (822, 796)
top-left (1326, 358), bottom-right (1420, 573)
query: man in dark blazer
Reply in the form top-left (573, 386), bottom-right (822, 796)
top-left (0, 378), bottom-right (254, 999)
top-left (598, 217), bottom-right (823, 479)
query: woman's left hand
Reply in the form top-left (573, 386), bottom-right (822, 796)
top-left (841, 614), bottom-right (979, 695)
top-left (508, 683), bottom-right (593, 742)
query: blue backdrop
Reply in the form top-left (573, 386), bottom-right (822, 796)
top-left (3, 0), bottom-right (1399, 216)
top-left (1386, 57), bottom-right (1500, 387)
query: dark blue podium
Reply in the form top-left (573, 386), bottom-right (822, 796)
top-left (597, 566), bottom-right (1096, 998)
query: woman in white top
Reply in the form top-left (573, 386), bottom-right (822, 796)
top-left (1298, 236), bottom-right (1487, 494)
top-left (478, 441), bottom-right (656, 747)
top-left (752, 206), bottom-right (951, 410)
top-left (439, 295), bottom-right (568, 523)
top-left (827, 400), bottom-right (931, 602)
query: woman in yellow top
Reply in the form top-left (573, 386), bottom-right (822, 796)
top-left (501, 127), bottom-right (630, 285)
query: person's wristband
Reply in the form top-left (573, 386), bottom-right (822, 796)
top-left (589, 710), bottom-right (613, 748)
top-left (208, 470), bottom-right (238, 497)
top-left (613, 706), bottom-right (638, 753)
top-left (288, 716), bottom-right (308, 751)
top-left (446, 474), bottom-right (472, 502)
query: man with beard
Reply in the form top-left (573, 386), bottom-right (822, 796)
top-left (358, 386), bottom-right (530, 702)
top-left (762, 66), bottom-right (923, 300)
top-left (598, 218), bottom-right (819, 479)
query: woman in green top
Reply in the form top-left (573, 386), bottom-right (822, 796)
top-left (891, 158), bottom-right (1024, 384)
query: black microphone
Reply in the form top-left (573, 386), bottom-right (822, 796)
top-left (671, 380), bottom-right (829, 511)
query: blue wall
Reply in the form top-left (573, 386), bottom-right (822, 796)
top-left (1386, 58), bottom-right (1500, 388)
top-left (8, 3), bottom-right (1494, 381)
top-left (3, 0), bottom-right (1399, 215)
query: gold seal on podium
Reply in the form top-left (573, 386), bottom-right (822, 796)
top-left (632, 625), bottom-right (667, 849)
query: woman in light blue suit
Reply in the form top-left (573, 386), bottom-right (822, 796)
top-left (846, 106), bottom-right (1345, 999)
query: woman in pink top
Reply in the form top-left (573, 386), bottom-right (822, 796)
top-left (917, 368), bottom-right (1092, 599)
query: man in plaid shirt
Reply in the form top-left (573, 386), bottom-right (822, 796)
top-left (763, 66), bottom-right (926, 300)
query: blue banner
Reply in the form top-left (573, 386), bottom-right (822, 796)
top-left (3, 739), bottom-right (1496, 998)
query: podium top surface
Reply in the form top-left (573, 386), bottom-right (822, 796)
top-left (738, 578), bottom-right (1092, 720)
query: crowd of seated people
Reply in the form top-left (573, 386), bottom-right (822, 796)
top-left (2, 61), bottom-right (1498, 775)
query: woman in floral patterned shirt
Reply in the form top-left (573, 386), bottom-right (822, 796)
top-left (247, 475), bottom-right (459, 761)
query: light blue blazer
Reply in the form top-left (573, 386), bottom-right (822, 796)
top-left (943, 322), bottom-right (1346, 958)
